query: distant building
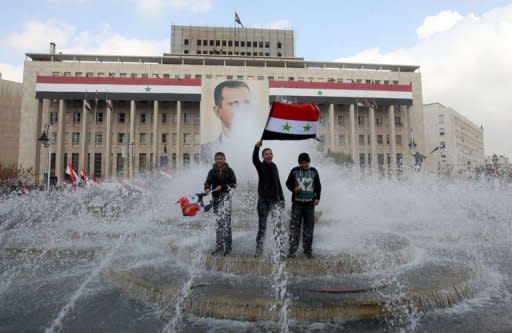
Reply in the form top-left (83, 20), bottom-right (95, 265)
top-left (171, 25), bottom-right (294, 58)
top-left (0, 75), bottom-right (22, 168)
top-left (19, 27), bottom-right (424, 184)
top-left (423, 103), bottom-right (484, 175)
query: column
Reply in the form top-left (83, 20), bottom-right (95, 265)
top-left (369, 106), bottom-right (377, 175)
top-left (79, 100), bottom-right (89, 171)
top-left (400, 105), bottom-right (411, 171)
top-left (55, 100), bottom-right (65, 185)
top-left (328, 104), bottom-right (335, 152)
top-left (152, 100), bottom-right (159, 168)
top-left (34, 100), bottom-right (45, 182)
top-left (104, 102), bottom-right (113, 178)
top-left (388, 105), bottom-right (397, 178)
top-left (129, 100), bottom-right (136, 178)
top-left (176, 101), bottom-right (183, 169)
top-left (349, 104), bottom-right (359, 177)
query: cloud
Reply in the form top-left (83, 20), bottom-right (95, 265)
top-left (133, 0), bottom-right (212, 14)
top-left (3, 20), bottom-right (168, 56)
top-left (254, 20), bottom-right (292, 30)
top-left (336, 5), bottom-right (512, 157)
top-left (416, 10), bottom-right (464, 39)
top-left (0, 63), bottom-right (23, 82)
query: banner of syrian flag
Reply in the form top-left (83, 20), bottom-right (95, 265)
top-left (261, 102), bottom-right (320, 140)
top-left (176, 193), bottom-right (212, 217)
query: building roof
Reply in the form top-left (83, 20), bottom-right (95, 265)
top-left (25, 52), bottom-right (420, 73)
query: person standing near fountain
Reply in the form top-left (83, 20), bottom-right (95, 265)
top-left (203, 152), bottom-right (237, 256)
top-left (252, 141), bottom-right (285, 257)
top-left (286, 153), bottom-right (321, 258)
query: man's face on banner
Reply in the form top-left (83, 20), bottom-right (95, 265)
top-left (213, 86), bottom-right (251, 134)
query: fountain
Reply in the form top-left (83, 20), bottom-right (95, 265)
top-left (1, 104), bottom-right (512, 332)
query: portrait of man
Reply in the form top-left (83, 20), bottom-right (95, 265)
top-left (213, 80), bottom-right (251, 138)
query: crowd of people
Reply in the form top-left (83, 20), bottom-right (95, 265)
top-left (202, 141), bottom-right (322, 259)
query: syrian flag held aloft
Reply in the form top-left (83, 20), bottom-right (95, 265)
top-left (261, 102), bottom-right (320, 140)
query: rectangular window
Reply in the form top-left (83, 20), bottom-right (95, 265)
top-left (50, 112), bottom-right (58, 124)
top-left (395, 116), bottom-right (401, 126)
top-left (95, 133), bottom-right (103, 145)
top-left (184, 39), bottom-right (189, 45)
top-left (376, 117), bottom-right (382, 127)
top-left (161, 133), bottom-right (168, 144)
top-left (386, 135), bottom-right (390, 145)
top-left (71, 153), bottom-right (79, 172)
top-left (359, 134), bottom-right (365, 145)
top-left (172, 133), bottom-right (177, 145)
top-left (140, 133), bottom-right (146, 144)
top-left (358, 115), bottom-right (364, 126)
top-left (183, 112), bottom-right (190, 124)
top-left (183, 133), bottom-right (192, 145)
top-left (338, 135), bottom-right (345, 145)
top-left (116, 153), bottom-right (124, 176)
top-left (183, 153), bottom-right (190, 166)
top-left (73, 112), bottom-right (81, 124)
top-left (139, 153), bottom-right (147, 171)
top-left (72, 132), bottom-right (80, 144)
top-left (140, 113), bottom-right (146, 124)
top-left (396, 135), bottom-right (402, 145)
top-left (377, 135), bottom-right (383, 145)
top-left (162, 113), bottom-right (168, 124)
top-left (359, 153), bottom-right (365, 167)
top-left (96, 112), bottom-right (103, 123)
top-left (337, 115), bottom-right (344, 126)
top-left (94, 153), bottom-right (102, 178)
top-left (119, 113), bottom-right (126, 123)
top-left (118, 133), bottom-right (125, 144)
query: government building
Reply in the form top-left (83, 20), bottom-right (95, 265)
top-left (18, 26), bottom-right (424, 184)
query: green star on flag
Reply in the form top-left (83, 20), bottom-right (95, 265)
top-left (317, 90), bottom-right (323, 96)
top-left (282, 122), bottom-right (292, 132)
top-left (144, 86), bottom-right (152, 92)
top-left (303, 123), bottom-right (312, 132)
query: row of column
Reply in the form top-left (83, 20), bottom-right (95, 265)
top-left (36, 99), bottom-right (184, 184)
top-left (327, 104), bottom-right (413, 178)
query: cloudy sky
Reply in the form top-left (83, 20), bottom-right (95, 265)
top-left (1, 0), bottom-right (511, 157)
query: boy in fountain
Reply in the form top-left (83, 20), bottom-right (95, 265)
top-left (203, 152), bottom-right (237, 256)
top-left (286, 153), bottom-right (321, 259)
top-left (252, 141), bottom-right (285, 257)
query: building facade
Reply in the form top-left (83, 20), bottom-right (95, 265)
top-left (0, 75), bottom-right (22, 168)
top-left (171, 25), bottom-right (294, 58)
top-left (423, 103), bottom-right (485, 175)
top-left (19, 29), bottom-right (424, 184)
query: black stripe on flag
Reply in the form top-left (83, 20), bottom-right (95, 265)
top-left (261, 130), bottom-right (316, 141)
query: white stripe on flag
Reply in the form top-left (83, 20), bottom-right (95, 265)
top-left (266, 117), bottom-right (318, 135)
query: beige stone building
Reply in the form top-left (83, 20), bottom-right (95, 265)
top-left (423, 103), bottom-right (485, 175)
top-left (19, 28), bottom-right (424, 184)
top-left (0, 75), bottom-right (22, 168)
top-left (171, 25), bottom-right (294, 58)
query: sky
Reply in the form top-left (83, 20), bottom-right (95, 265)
top-left (1, 0), bottom-right (511, 158)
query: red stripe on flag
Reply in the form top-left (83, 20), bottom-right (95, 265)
top-left (36, 76), bottom-right (201, 86)
top-left (269, 80), bottom-right (412, 92)
top-left (270, 102), bottom-right (319, 121)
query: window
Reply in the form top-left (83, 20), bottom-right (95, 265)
top-left (376, 117), bottom-right (382, 127)
top-left (50, 112), bottom-right (58, 124)
top-left (337, 115), bottom-right (344, 126)
top-left (140, 133), bottom-right (146, 144)
top-left (71, 153), bottom-right (79, 172)
top-left (139, 153), bottom-right (147, 171)
top-left (277, 42), bottom-right (282, 48)
top-left (386, 135), bottom-right (390, 145)
top-left (184, 39), bottom-right (189, 45)
top-left (358, 115), bottom-right (365, 126)
top-left (119, 113), bottom-right (126, 123)
top-left (96, 112), bottom-right (103, 123)
top-left (395, 116), bottom-right (401, 126)
top-left (172, 133), bottom-right (177, 145)
top-left (359, 153), bottom-right (365, 167)
top-left (73, 112), bottom-right (81, 124)
top-left (140, 113), bottom-right (146, 124)
top-left (396, 135), bottom-right (402, 145)
top-left (265, 41), bottom-right (270, 48)
top-left (377, 135), bottom-right (383, 145)
top-left (241, 41), bottom-right (245, 47)
top-left (116, 153), bottom-right (124, 176)
top-left (118, 133), bottom-right (125, 144)
top-left (94, 153), bottom-right (102, 178)
top-left (184, 133), bottom-right (192, 144)
top-left (359, 134), bottom-right (365, 145)
top-left (72, 132), bottom-right (80, 144)
top-left (95, 133), bottom-right (103, 145)
top-left (338, 135), bottom-right (345, 145)
top-left (162, 113), bottom-right (168, 124)
top-left (161, 133), bottom-right (168, 144)
top-left (184, 153), bottom-right (190, 166)
top-left (440, 128), bottom-right (445, 136)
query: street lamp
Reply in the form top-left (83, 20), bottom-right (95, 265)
top-left (38, 124), bottom-right (51, 192)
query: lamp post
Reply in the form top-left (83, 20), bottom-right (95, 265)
top-left (38, 124), bottom-right (52, 192)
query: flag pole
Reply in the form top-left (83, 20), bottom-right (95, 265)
top-left (259, 102), bottom-right (275, 142)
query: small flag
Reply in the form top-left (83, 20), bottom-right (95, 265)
top-left (235, 12), bottom-right (244, 28)
top-left (81, 168), bottom-right (88, 186)
top-left (261, 102), bottom-right (319, 141)
top-left (176, 193), bottom-right (212, 217)
top-left (83, 99), bottom-right (91, 111)
top-left (66, 161), bottom-right (78, 185)
top-left (106, 99), bottom-right (113, 111)
top-left (431, 142), bottom-right (446, 154)
top-left (357, 98), bottom-right (370, 108)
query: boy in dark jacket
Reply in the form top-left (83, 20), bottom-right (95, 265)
top-left (203, 152), bottom-right (237, 255)
top-left (285, 153), bottom-right (321, 258)
top-left (252, 141), bottom-right (285, 257)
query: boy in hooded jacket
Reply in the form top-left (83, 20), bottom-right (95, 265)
top-left (203, 152), bottom-right (237, 255)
